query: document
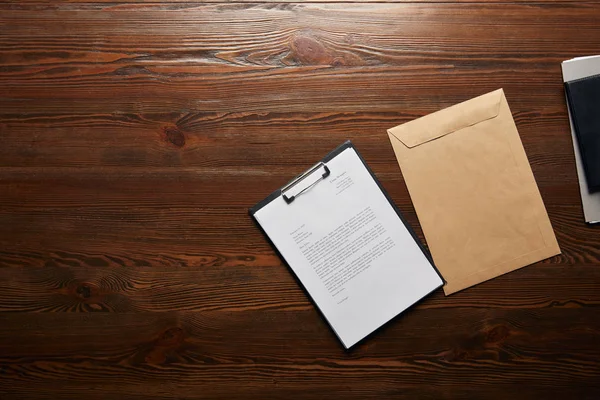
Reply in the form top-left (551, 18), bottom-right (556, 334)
top-left (562, 56), bottom-right (600, 224)
top-left (252, 144), bottom-right (443, 349)
top-left (388, 89), bottom-right (561, 295)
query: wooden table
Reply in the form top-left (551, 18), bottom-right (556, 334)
top-left (1, 1), bottom-right (599, 399)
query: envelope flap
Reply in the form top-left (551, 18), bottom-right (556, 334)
top-left (387, 89), bottom-right (505, 148)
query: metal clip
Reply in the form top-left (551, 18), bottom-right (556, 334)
top-left (281, 162), bottom-right (331, 204)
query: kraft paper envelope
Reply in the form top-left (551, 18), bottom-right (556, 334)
top-left (387, 89), bottom-right (560, 295)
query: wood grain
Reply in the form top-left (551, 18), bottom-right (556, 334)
top-left (0, 110), bottom-right (576, 171)
top-left (1, 3), bottom-right (600, 116)
top-left (0, 257), bottom-right (599, 312)
top-left (1, 0), bottom-right (600, 399)
top-left (0, 310), bottom-right (599, 399)
top-left (3, 0), bottom-right (595, 3)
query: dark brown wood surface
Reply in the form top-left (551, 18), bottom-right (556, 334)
top-left (1, 1), bottom-right (600, 399)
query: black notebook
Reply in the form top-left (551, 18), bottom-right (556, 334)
top-left (565, 74), bottom-right (600, 193)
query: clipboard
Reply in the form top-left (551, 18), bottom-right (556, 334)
top-left (250, 141), bottom-right (442, 278)
top-left (249, 141), bottom-right (444, 349)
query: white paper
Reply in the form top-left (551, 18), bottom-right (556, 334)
top-left (254, 147), bottom-right (442, 348)
top-left (561, 56), bottom-right (600, 224)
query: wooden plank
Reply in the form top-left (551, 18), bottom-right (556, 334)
top-left (0, 310), bottom-right (599, 399)
top-left (1, 69), bottom-right (575, 115)
top-left (0, 166), bottom-right (578, 211)
top-left (0, 110), bottom-right (576, 172)
top-left (0, 0), bottom-right (593, 4)
top-left (0, 201), bottom-right (598, 267)
top-left (1, 3), bottom-right (600, 115)
top-left (0, 67), bottom-right (586, 115)
top-left (0, 259), bottom-right (598, 312)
